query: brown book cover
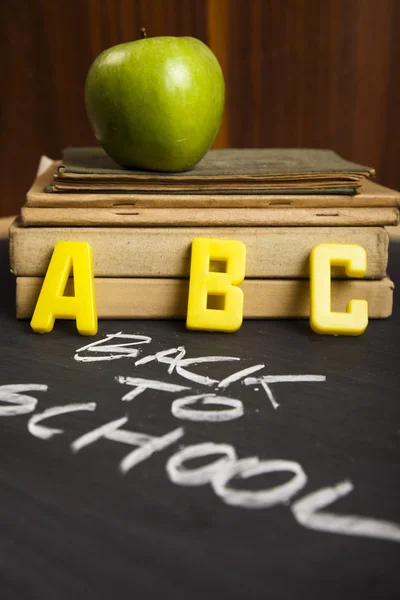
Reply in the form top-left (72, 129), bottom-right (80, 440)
top-left (16, 277), bottom-right (394, 320)
top-left (9, 220), bottom-right (389, 279)
top-left (49, 147), bottom-right (374, 194)
top-left (28, 162), bottom-right (400, 209)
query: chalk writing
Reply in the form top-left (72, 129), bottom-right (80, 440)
top-left (291, 480), bottom-right (400, 543)
top-left (74, 332), bottom-right (152, 362)
top-left (28, 402), bottom-right (96, 440)
top-left (0, 383), bottom-right (48, 416)
top-left (167, 442), bottom-right (237, 485)
top-left (244, 374), bottom-right (327, 410)
top-left (211, 457), bottom-right (307, 509)
top-left (117, 376), bottom-right (190, 401)
top-left (134, 345), bottom-right (241, 386)
top-left (1, 330), bottom-right (398, 546)
top-left (171, 393), bottom-right (244, 422)
top-left (71, 415), bottom-right (184, 474)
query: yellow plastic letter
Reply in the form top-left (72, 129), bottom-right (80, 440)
top-left (31, 241), bottom-right (97, 336)
top-left (310, 243), bottom-right (368, 336)
top-left (186, 238), bottom-right (246, 332)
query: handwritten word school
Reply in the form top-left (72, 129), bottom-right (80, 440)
top-left (29, 239), bottom-right (369, 337)
top-left (1, 332), bottom-right (399, 545)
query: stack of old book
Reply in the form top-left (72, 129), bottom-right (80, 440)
top-left (10, 148), bottom-right (400, 320)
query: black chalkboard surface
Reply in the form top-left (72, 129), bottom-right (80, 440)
top-left (0, 238), bottom-right (399, 600)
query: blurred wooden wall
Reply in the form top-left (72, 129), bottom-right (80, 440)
top-left (1, 0), bottom-right (400, 216)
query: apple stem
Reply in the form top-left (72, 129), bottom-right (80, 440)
top-left (141, 27), bottom-right (147, 39)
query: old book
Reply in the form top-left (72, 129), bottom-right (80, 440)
top-left (49, 147), bottom-right (374, 194)
top-left (20, 206), bottom-right (399, 227)
top-left (28, 162), bottom-right (400, 209)
top-left (9, 220), bottom-right (389, 279)
top-left (16, 277), bottom-right (394, 319)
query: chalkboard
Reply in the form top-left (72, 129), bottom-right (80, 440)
top-left (0, 238), bottom-right (399, 599)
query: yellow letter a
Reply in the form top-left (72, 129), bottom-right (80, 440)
top-left (31, 241), bottom-right (97, 335)
top-left (186, 238), bottom-right (246, 332)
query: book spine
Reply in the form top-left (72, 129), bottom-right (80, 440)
top-left (10, 226), bottom-right (388, 279)
top-left (16, 277), bottom-right (394, 320)
top-left (20, 206), bottom-right (400, 228)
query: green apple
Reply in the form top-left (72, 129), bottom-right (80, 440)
top-left (85, 33), bottom-right (225, 172)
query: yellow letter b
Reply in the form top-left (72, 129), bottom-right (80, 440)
top-left (30, 241), bottom-right (97, 336)
top-left (186, 238), bottom-right (246, 332)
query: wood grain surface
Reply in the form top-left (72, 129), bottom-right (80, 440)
top-left (1, 0), bottom-right (400, 217)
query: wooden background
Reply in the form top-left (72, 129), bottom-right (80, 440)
top-left (1, 0), bottom-right (400, 217)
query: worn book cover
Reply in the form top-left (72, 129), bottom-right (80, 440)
top-left (16, 277), bottom-right (394, 319)
top-left (20, 205), bottom-right (399, 227)
top-left (9, 220), bottom-right (389, 279)
top-left (48, 147), bottom-right (374, 194)
top-left (28, 162), bottom-right (400, 209)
